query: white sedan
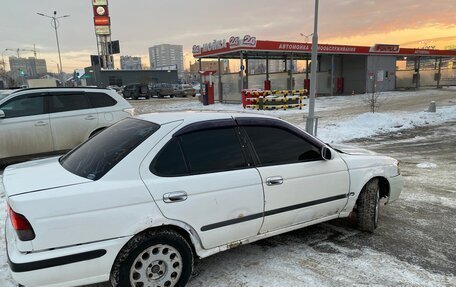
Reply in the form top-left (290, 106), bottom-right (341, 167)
top-left (4, 112), bottom-right (403, 287)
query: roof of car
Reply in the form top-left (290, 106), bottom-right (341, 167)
top-left (138, 111), bottom-right (275, 125)
top-left (11, 87), bottom-right (111, 94)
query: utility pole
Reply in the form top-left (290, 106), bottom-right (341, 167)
top-left (305, 0), bottom-right (319, 135)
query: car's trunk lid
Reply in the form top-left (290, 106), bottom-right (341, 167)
top-left (3, 156), bottom-right (92, 197)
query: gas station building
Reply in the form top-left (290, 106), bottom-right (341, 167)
top-left (193, 37), bottom-right (456, 103)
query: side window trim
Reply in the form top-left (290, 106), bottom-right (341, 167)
top-left (235, 126), bottom-right (257, 167)
top-left (236, 117), bottom-right (325, 149)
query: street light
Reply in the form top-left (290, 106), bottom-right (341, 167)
top-left (37, 11), bottom-right (70, 78)
top-left (300, 33), bottom-right (314, 43)
top-left (305, 0), bottom-right (319, 135)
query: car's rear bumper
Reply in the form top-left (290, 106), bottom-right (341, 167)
top-left (6, 221), bottom-right (131, 287)
top-left (387, 174), bottom-right (403, 204)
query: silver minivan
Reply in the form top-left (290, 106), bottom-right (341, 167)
top-left (0, 87), bottom-right (134, 165)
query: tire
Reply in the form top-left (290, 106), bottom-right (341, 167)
top-left (356, 178), bottom-right (380, 232)
top-left (111, 229), bottom-right (193, 287)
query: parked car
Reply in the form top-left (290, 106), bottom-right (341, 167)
top-left (106, 85), bottom-right (122, 95)
top-left (174, 84), bottom-right (197, 97)
top-left (122, 83), bottom-right (151, 99)
top-left (151, 83), bottom-right (175, 98)
top-left (4, 113), bottom-right (403, 287)
top-left (0, 87), bottom-right (134, 166)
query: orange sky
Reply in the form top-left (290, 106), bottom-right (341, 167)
top-left (3, 1), bottom-right (454, 73)
top-left (45, 24), bottom-right (456, 73)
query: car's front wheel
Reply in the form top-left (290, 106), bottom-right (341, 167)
top-left (111, 229), bottom-right (193, 287)
top-left (356, 178), bottom-right (380, 232)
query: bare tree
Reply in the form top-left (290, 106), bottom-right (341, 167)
top-left (363, 57), bottom-right (388, 113)
top-left (364, 75), bottom-right (383, 113)
top-left (0, 69), bottom-right (19, 88)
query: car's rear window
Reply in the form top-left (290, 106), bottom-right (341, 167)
top-left (60, 118), bottom-right (160, 180)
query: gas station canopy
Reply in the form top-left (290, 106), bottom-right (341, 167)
top-left (193, 38), bottom-right (456, 59)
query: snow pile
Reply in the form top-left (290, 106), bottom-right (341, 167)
top-left (189, 231), bottom-right (455, 287)
top-left (416, 162), bottom-right (438, 169)
top-left (316, 105), bottom-right (456, 143)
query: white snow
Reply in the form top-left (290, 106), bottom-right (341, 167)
top-left (416, 162), bottom-right (438, 169)
top-left (189, 238), bottom-right (453, 287)
top-left (316, 105), bottom-right (456, 143)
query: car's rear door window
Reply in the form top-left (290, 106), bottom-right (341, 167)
top-left (60, 118), bottom-right (160, 180)
top-left (179, 128), bottom-right (248, 174)
top-left (50, 93), bottom-right (91, 113)
top-left (243, 126), bottom-right (321, 166)
top-left (87, 92), bottom-right (117, 108)
top-left (151, 137), bottom-right (188, 177)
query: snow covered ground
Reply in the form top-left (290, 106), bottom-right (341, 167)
top-left (1, 89), bottom-right (455, 287)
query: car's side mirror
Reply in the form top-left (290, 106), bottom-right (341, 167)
top-left (0, 109), bottom-right (5, 119)
top-left (321, 146), bottom-right (334, 160)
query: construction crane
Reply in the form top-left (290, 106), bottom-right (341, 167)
top-left (5, 44), bottom-right (39, 58)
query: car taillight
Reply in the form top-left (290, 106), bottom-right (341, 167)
top-left (123, 108), bottom-right (136, 116)
top-left (7, 203), bottom-right (35, 241)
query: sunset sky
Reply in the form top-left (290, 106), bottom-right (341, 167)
top-left (1, 0), bottom-right (455, 73)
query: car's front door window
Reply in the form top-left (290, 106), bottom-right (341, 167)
top-left (243, 126), bottom-right (321, 166)
top-left (0, 94), bottom-right (46, 118)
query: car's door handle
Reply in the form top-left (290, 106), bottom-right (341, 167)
top-left (35, 121), bottom-right (48, 126)
top-left (163, 191), bottom-right (188, 203)
top-left (266, 176), bottom-right (284, 186)
top-left (85, 115), bottom-right (97, 120)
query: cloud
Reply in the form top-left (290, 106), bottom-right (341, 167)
top-left (1, 0), bottom-right (454, 72)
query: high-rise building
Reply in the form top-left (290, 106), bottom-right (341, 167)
top-left (8, 57), bottom-right (47, 78)
top-left (149, 44), bottom-right (184, 79)
top-left (120, 56), bottom-right (142, 70)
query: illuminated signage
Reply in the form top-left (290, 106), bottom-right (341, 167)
top-left (94, 16), bottom-right (110, 26)
top-left (370, 44), bottom-right (400, 53)
top-left (92, 0), bottom-right (107, 5)
top-left (193, 35), bottom-right (257, 55)
top-left (93, 5), bottom-right (109, 16)
top-left (229, 35), bottom-right (257, 48)
top-left (95, 25), bottom-right (111, 35)
top-left (193, 39), bottom-right (227, 55)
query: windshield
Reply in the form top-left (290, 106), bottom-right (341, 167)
top-left (60, 118), bottom-right (160, 180)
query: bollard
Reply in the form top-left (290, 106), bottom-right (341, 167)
top-left (427, 101), bottom-right (436, 113)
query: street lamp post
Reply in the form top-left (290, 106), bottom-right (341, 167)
top-left (37, 11), bottom-right (70, 78)
top-left (305, 0), bottom-right (319, 135)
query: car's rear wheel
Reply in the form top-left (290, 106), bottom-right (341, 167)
top-left (111, 229), bottom-right (193, 287)
top-left (356, 178), bottom-right (380, 232)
